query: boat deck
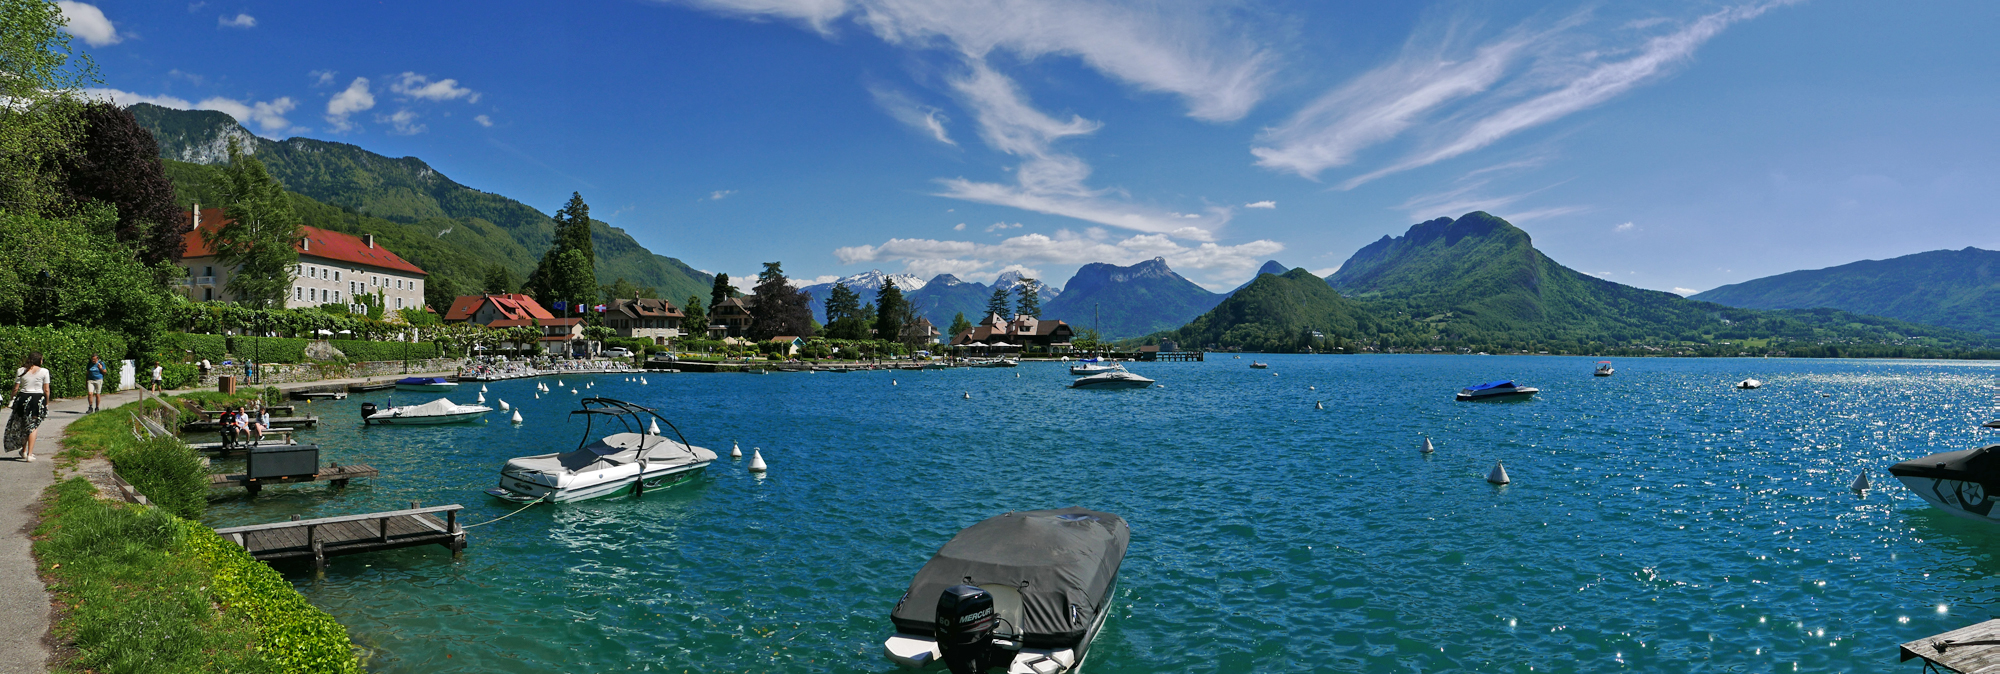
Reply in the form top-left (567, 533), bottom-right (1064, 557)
top-left (211, 504), bottom-right (464, 570)
top-left (1901, 619), bottom-right (2000, 673)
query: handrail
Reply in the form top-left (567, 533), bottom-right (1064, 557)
top-left (212, 504), bottom-right (464, 534)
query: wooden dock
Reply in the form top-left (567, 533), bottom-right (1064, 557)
top-left (212, 504), bottom-right (465, 569)
top-left (1901, 619), bottom-right (2000, 672)
top-left (210, 462), bottom-right (377, 495)
top-left (184, 415), bottom-right (317, 432)
top-left (187, 436), bottom-right (297, 454)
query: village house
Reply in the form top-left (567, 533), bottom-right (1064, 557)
top-left (951, 313), bottom-right (1075, 350)
top-left (710, 296), bottom-right (755, 338)
top-left (487, 317), bottom-right (586, 354)
top-left (604, 297), bottom-right (684, 346)
top-left (176, 206), bottom-right (428, 312)
top-left (442, 293), bottom-right (555, 326)
top-left (901, 316), bottom-right (941, 345)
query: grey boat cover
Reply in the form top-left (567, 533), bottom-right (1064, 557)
top-left (505, 432), bottom-right (713, 475)
top-left (890, 507), bottom-right (1128, 648)
top-left (1889, 444), bottom-right (2000, 487)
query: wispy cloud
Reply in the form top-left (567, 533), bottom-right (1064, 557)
top-left (1244, 200), bottom-right (1276, 209)
top-left (87, 88), bottom-right (297, 136)
top-left (984, 222), bottom-right (1022, 232)
top-left (217, 13), bottom-right (255, 28)
top-left (474, 114), bottom-right (494, 127)
top-left (1614, 222), bottom-right (1636, 232)
top-left (310, 70), bottom-right (337, 86)
top-left (1394, 173), bottom-right (1585, 223)
top-left (56, 2), bottom-right (121, 47)
top-left (324, 77), bottom-right (374, 132)
top-left (834, 228), bottom-right (1282, 288)
top-left (869, 85), bottom-right (955, 145)
top-left (379, 108), bottom-right (424, 135)
top-left (390, 72), bottom-right (480, 102)
top-left (703, 190), bottom-right (736, 201)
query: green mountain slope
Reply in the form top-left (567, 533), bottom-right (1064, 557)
top-left (907, 274), bottom-right (995, 330)
top-left (1691, 247), bottom-right (2000, 336)
top-left (131, 104), bottom-right (712, 304)
top-left (1172, 268), bottom-right (1402, 351)
top-left (1043, 258), bottom-right (1223, 339)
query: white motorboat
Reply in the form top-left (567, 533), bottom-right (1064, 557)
top-left (1594, 361), bottom-right (1614, 377)
top-left (393, 376), bottom-right (458, 392)
top-left (1737, 379), bottom-right (1763, 389)
top-left (485, 398), bottom-right (716, 503)
top-left (884, 508), bottom-right (1128, 674)
top-left (1069, 362), bottom-right (1124, 376)
top-left (1890, 444), bottom-right (2000, 525)
top-left (361, 397), bottom-right (491, 425)
top-left (1250, 361), bottom-right (1269, 369)
top-left (1455, 380), bottom-right (1538, 401)
top-left (1070, 371), bottom-right (1154, 389)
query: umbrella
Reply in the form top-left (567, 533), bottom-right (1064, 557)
top-left (987, 341), bottom-right (1014, 348)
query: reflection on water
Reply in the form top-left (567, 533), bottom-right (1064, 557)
top-left (200, 356), bottom-right (2000, 672)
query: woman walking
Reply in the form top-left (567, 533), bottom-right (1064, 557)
top-left (6, 352), bottom-right (52, 462)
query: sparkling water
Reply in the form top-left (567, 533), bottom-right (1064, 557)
top-left (202, 355), bottom-right (2000, 672)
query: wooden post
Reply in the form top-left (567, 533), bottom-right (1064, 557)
top-left (307, 523), bottom-right (322, 571)
top-left (447, 509), bottom-right (458, 534)
top-left (378, 517), bottom-right (389, 543)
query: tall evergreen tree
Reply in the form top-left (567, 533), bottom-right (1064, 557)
top-left (985, 286), bottom-right (1010, 319)
top-left (209, 140), bottom-right (299, 307)
top-left (58, 103), bottom-right (184, 266)
top-left (710, 272), bottom-right (732, 312)
top-left (682, 295), bottom-right (706, 336)
top-left (482, 263), bottom-right (515, 294)
top-left (553, 192), bottom-right (594, 269)
top-left (748, 261), bottom-right (814, 339)
top-left (948, 312), bottom-right (972, 339)
top-left (1015, 279), bottom-right (1041, 318)
top-left (825, 281), bottom-right (860, 323)
top-left (874, 281), bottom-right (910, 342)
top-left (523, 191), bottom-right (596, 308)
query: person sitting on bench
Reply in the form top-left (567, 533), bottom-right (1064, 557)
top-left (219, 406), bottom-right (241, 450)
top-left (250, 407), bottom-right (270, 444)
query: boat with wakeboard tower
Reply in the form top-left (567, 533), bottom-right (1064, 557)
top-left (1889, 444), bottom-right (2000, 525)
top-left (1594, 361), bottom-right (1614, 376)
top-left (361, 397), bottom-right (490, 425)
top-left (394, 376), bottom-right (457, 392)
top-left (884, 507), bottom-right (1129, 674)
top-left (1456, 380), bottom-right (1538, 401)
top-left (485, 398), bottom-right (717, 503)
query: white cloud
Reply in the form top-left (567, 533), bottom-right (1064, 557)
top-left (474, 114), bottom-right (493, 127)
top-left (168, 69), bottom-right (204, 85)
top-left (92, 88), bottom-right (298, 136)
top-left (704, 190), bottom-right (736, 201)
top-left (1309, 266), bottom-right (1341, 277)
top-left (984, 222), bottom-right (1021, 232)
top-left (324, 77), bottom-right (374, 132)
top-left (869, 85), bottom-right (955, 145)
top-left (218, 13), bottom-right (255, 28)
top-left (1244, 201), bottom-right (1276, 209)
top-left (1672, 287), bottom-right (1699, 296)
top-left (390, 72), bottom-right (479, 102)
top-left (56, 2), bottom-right (121, 47)
top-left (834, 229), bottom-right (1283, 285)
top-left (85, 88), bottom-right (189, 109)
top-left (380, 108), bottom-right (424, 135)
top-left (1614, 222), bottom-right (1636, 232)
top-left (310, 70), bottom-right (337, 86)
top-left (952, 223), bottom-right (967, 231)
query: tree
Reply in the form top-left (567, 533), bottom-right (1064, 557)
top-left (710, 273), bottom-right (732, 312)
top-left (423, 273), bottom-right (459, 314)
top-left (874, 281), bottom-right (911, 343)
top-left (748, 261), bottom-right (814, 340)
top-left (825, 281), bottom-right (860, 324)
top-left (0, 0), bottom-right (93, 215)
top-left (482, 263), bottom-right (515, 294)
top-left (985, 286), bottom-right (1010, 320)
top-left (0, 205), bottom-right (173, 345)
top-left (57, 102), bottom-right (184, 266)
top-left (523, 192), bottom-right (595, 305)
top-left (948, 312), bottom-right (972, 339)
top-left (552, 249), bottom-right (594, 313)
top-left (682, 295), bottom-right (706, 337)
top-left (1015, 279), bottom-right (1041, 318)
top-left (209, 140), bottom-right (299, 307)
top-left (553, 192), bottom-right (594, 269)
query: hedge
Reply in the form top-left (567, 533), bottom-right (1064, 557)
top-left (328, 338), bottom-right (438, 362)
top-left (156, 333), bottom-right (229, 365)
top-left (0, 326), bottom-right (128, 398)
top-left (180, 519), bottom-right (361, 673)
top-left (108, 436), bottom-right (208, 520)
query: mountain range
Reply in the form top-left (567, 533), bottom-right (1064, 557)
top-left (1042, 257), bottom-right (1227, 339)
top-left (131, 104), bottom-right (714, 305)
top-left (1691, 247), bottom-right (2000, 337)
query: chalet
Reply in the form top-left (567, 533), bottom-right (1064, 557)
top-left (710, 296), bottom-right (755, 338)
top-left (177, 206), bottom-right (428, 312)
top-left (901, 317), bottom-right (941, 345)
top-left (951, 313), bottom-right (1074, 350)
top-left (605, 297), bottom-right (684, 346)
top-left (443, 293), bottom-right (555, 326)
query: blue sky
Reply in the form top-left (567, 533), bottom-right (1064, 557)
top-left (63, 0), bottom-right (2000, 294)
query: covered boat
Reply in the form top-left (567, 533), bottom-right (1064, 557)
top-left (394, 376), bottom-right (457, 392)
top-left (1250, 361), bottom-right (1269, 369)
top-left (884, 508), bottom-right (1129, 674)
top-left (362, 397), bottom-right (490, 425)
top-left (485, 398), bottom-right (716, 503)
top-left (1890, 445), bottom-right (2000, 524)
top-left (1070, 371), bottom-right (1154, 389)
top-left (1456, 380), bottom-right (1538, 401)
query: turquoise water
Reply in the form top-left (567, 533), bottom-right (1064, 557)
top-left (201, 356), bottom-right (2000, 672)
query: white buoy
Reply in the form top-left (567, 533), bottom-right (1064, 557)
top-left (1309, 385), bottom-right (1316, 391)
top-left (640, 377), bottom-right (648, 385)
top-left (481, 384), bottom-right (488, 392)
top-left (499, 399), bottom-right (510, 411)
top-left (534, 392), bottom-right (539, 399)
top-left (963, 392), bottom-right (971, 399)
top-left (648, 419), bottom-right (661, 436)
top-left (1737, 379), bottom-right (1762, 389)
top-left (893, 379), bottom-right (898, 385)
top-left (477, 392), bottom-right (486, 403)
top-left (587, 382), bottom-right (593, 388)
top-left (1315, 401), bottom-right (1324, 410)
top-left (511, 409), bottom-right (523, 424)
top-left (571, 388), bottom-right (579, 395)
top-left (557, 380), bottom-right (564, 387)
top-left (1487, 461), bottom-right (1510, 485)
top-left (731, 441), bottom-right (742, 459)
top-left (1852, 471), bottom-right (1870, 492)
top-left (1422, 436), bottom-right (1434, 454)
top-left (748, 449), bottom-right (768, 473)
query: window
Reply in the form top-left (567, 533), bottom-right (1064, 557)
top-left (203, 288), bottom-right (212, 301)
top-left (372, 276), bottom-right (378, 286)
top-left (334, 290), bottom-right (341, 303)
top-left (396, 298), bottom-right (403, 309)
top-left (396, 279), bottom-right (403, 289)
top-left (310, 288), bottom-right (317, 302)
top-left (334, 271), bottom-right (341, 282)
top-left (296, 287), bottom-right (303, 300)
top-left (204, 266), bottom-right (213, 276)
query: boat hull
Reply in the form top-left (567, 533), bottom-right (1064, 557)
top-left (366, 411), bottom-right (486, 425)
top-left (884, 583), bottom-right (1117, 673)
top-left (1894, 475), bottom-right (2000, 524)
top-left (1456, 388), bottom-right (1537, 401)
top-left (395, 383), bottom-right (458, 392)
top-left (487, 461), bottom-right (710, 503)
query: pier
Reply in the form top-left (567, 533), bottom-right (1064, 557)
top-left (1902, 619), bottom-right (2000, 672)
top-left (209, 462), bottom-right (377, 495)
top-left (184, 415), bottom-right (317, 432)
top-left (212, 503), bottom-right (465, 570)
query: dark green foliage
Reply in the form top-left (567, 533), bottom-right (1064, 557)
top-left (598, 276), bottom-right (655, 303)
top-left (108, 437), bottom-right (207, 519)
top-left (710, 273), bottom-right (732, 312)
top-left (1043, 259), bottom-right (1223, 339)
top-left (526, 192), bottom-right (597, 305)
top-left (682, 295), bottom-right (706, 334)
top-left (57, 103), bottom-right (186, 266)
top-left (0, 0), bottom-right (91, 214)
top-left (948, 312), bottom-right (971, 338)
top-left (155, 333), bottom-right (228, 364)
top-left (1173, 269), bottom-right (1391, 352)
top-left (209, 142), bottom-right (299, 307)
top-left (749, 262), bottom-right (814, 339)
top-left (484, 263), bottom-right (517, 294)
top-left (0, 207), bottom-right (175, 348)
top-left (874, 282), bottom-right (911, 342)
top-left (239, 338), bottom-right (307, 364)
top-left (1014, 279), bottom-right (1041, 318)
top-left (424, 272), bottom-right (459, 314)
top-left (326, 339), bottom-right (439, 362)
top-left (985, 286), bottom-right (1009, 319)
top-left (824, 281), bottom-right (860, 324)
top-left (1691, 247), bottom-right (2000, 336)
top-left (0, 326), bottom-right (128, 397)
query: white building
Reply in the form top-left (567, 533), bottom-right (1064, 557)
top-left (177, 206), bottom-right (429, 312)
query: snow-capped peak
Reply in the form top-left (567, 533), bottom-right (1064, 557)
top-left (994, 270), bottom-right (1061, 299)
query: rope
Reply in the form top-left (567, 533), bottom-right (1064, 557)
top-left (460, 496), bottom-right (548, 528)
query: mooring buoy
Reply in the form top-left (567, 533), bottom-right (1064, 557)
top-left (648, 419), bottom-right (661, 436)
top-left (511, 410), bottom-right (523, 425)
top-left (1487, 461), bottom-right (1510, 485)
top-left (1422, 436), bottom-right (1434, 454)
top-left (1315, 401), bottom-right (1324, 410)
top-left (748, 449), bottom-right (768, 473)
top-left (499, 399), bottom-right (510, 411)
top-left (963, 392), bottom-right (971, 399)
top-left (1852, 471), bottom-right (1870, 492)
top-left (731, 441), bottom-right (742, 459)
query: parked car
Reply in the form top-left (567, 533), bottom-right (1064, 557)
top-left (601, 347), bottom-right (634, 358)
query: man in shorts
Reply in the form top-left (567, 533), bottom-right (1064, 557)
top-left (150, 360), bottom-right (164, 394)
top-left (84, 354), bottom-right (107, 413)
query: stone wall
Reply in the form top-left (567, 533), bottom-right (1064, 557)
top-left (200, 357), bottom-right (464, 387)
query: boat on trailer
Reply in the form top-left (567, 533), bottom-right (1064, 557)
top-left (1890, 444), bottom-right (2000, 525)
top-left (884, 507), bottom-right (1129, 674)
top-left (394, 376), bottom-right (457, 392)
top-left (485, 398), bottom-right (716, 503)
top-left (1456, 380), bottom-right (1538, 401)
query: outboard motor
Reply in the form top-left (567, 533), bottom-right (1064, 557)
top-left (935, 585), bottom-right (1020, 674)
top-left (360, 402), bottom-right (378, 423)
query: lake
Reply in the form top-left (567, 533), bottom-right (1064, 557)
top-left (203, 355), bottom-right (2000, 672)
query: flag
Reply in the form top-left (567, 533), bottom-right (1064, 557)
top-left (553, 300), bottom-right (567, 311)
top-left (595, 304), bottom-right (606, 313)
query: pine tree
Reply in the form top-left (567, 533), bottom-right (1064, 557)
top-left (825, 281), bottom-right (859, 323)
top-left (483, 263), bottom-right (515, 294)
top-left (985, 286), bottom-right (1010, 320)
top-left (1015, 279), bottom-right (1041, 318)
top-left (748, 261), bottom-right (814, 339)
top-left (948, 312), bottom-right (972, 339)
top-left (209, 139), bottom-right (299, 307)
top-left (710, 273), bottom-right (732, 312)
top-left (874, 282), bottom-right (909, 343)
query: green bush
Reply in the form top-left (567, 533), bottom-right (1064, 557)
top-left (181, 518), bottom-right (360, 673)
top-left (327, 338), bottom-right (439, 362)
top-left (0, 326), bottom-right (128, 398)
top-left (108, 437), bottom-right (208, 520)
top-left (156, 333), bottom-right (228, 364)
top-left (241, 337), bottom-right (308, 364)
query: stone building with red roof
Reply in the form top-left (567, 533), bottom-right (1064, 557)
top-left (441, 293), bottom-right (556, 326)
top-left (176, 206), bottom-right (429, 312)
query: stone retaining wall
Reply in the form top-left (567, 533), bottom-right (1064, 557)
top-left (201, 357), bottom-right (464, 387)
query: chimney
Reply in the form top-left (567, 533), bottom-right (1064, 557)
top-left (192, 204), bottom-right (200, 231)
top-left (364, 233), bottom-right (376, 249)
top-left (300, 236), bottom-right (310, 251)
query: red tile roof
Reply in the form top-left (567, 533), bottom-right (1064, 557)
top-left (442, 294), bottom-right (556, 322)
top-left (179, 208), bottom-right (427, 276)
top-left (488, 317), bottom-right (581, 328)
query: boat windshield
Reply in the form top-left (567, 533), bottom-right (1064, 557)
top-left (1465, 381), bottom-right (1516, 391)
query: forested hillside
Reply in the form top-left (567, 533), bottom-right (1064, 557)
top-left (1692, 247), bottom-right (2000, 336)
